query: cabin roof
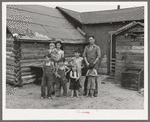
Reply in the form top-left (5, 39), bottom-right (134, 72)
top-left (7, 5), bottom-right (86, 43)
top-left (112, 21), bottom-right (144, 35)
top-left (56, 6), bottom-right (144, 24)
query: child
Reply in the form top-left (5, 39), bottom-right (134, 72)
top-left (69, 49), bottom-right (84, 95)
top-left (70, 49), bottom-right (83, 76)
top-left (41, 56), bottom-right (55, 99)
top-left (69, 65), bottom-right (81, 98)
top-left (55, 57), bottom-right (70, 97)
top-left (86, 63), bottom-right (98, 98)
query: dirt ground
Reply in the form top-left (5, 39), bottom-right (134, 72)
top-left (6, 75), bottom-right (144, 109)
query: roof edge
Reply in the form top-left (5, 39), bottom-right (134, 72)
top-left (56, 6), bottom-right (83, 24)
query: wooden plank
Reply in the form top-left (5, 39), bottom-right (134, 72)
top-left (98, 68), bottom-right (107, 74)
top-left (115, 60), bottom-right (144, 64)
top-left (128, 28), bottom-right (144, 33)
top-left (100, 62), bottom-right (107, 68)
top-left (116, 48), bottom-right (144, 54)
top-left (126, 55), bottom-right (144, 62)
top-left (115, 62), bottom-right (144, 71)
top-left (116, 38), bottom-right (134, 42)
top-left (114, 70), bottom-right (123, 78)
top-left (116, 53), bottom-right (144, 61)
top-left (116, 41), bottom-right (143, 46)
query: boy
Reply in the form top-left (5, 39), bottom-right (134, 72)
top-left (55, 57), bottom-right (70, 97)
top-left (86, 63), bottom-right (98, 98)
top-left (41, 56), bottom-right (55, 99)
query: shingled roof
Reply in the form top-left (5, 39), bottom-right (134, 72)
top-left (57, 6), bottom-right (144, 24)
top-left (7, 5), bottom-right (86, 43)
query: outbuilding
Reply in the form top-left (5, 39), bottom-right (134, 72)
top-left (110, 21), bottom-right (144, 82)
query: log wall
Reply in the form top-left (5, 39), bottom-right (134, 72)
top-left (6, 34), bottom-right (22, 86)
top-left (20, 42), bottom-right (48, 84)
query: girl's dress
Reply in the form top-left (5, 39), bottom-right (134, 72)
top-left (69, 71), bottom-right (81, 90)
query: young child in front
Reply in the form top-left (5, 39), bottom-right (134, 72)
top-left (69, 65), bottom-right (81, 98)
top-left (55, 57), bottom-right (70, 97)
top-left (41, 56), bottom-right (55, 99)
top-left (86, 63), bottom-right (98, 98)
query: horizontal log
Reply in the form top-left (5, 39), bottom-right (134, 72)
top-left (6, 65), bottom-right (16, 70)
top-left (21, 67), bottom-right (31, 72)
top-left (20, 59), bottom-right (45, 63)
top-left (6, 71), bottom-right (15, 75)
top-left (6, 68), bottom-right (14, 72)
top-left (22, 74), bottom-right (36, 80)
top-left (21, 72), bottom-right (35, 77)
top-left (21, 62), bottom-right (43, 67)
top-left (6, 74), bottom-right (15, 79)
top-left (23, 78), bottom-right (36, 85)
top-left (6, 47), bottom-right (14, 51)
top-left (21, 55), bottom-right (45, 60)
top-left (6, 56), bottom-right (15, 60)
top-left (6, 78), bottom-right (15, 86)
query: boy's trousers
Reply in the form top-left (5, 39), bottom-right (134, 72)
top-left (41, 66), bottom-right (54, 97)
top-left (55, 77), bottom-right (67, 96)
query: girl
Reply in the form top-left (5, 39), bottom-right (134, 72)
top-left (69, 65), bottom-right (81, 98)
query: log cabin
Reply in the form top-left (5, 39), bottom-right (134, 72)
top-left (6, 5), bottom-right (87, 86)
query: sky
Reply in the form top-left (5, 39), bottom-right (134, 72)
top-left (38, 2), bottom-right (146, 12)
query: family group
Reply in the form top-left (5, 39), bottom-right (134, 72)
top-left (41, 35), bottom-right (101, 99)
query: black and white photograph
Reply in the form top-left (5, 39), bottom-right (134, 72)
top-left (2, 1), bottom-right (148, 120)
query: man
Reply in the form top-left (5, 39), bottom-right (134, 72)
top-left (83, 35), bottom-right (101, 97)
